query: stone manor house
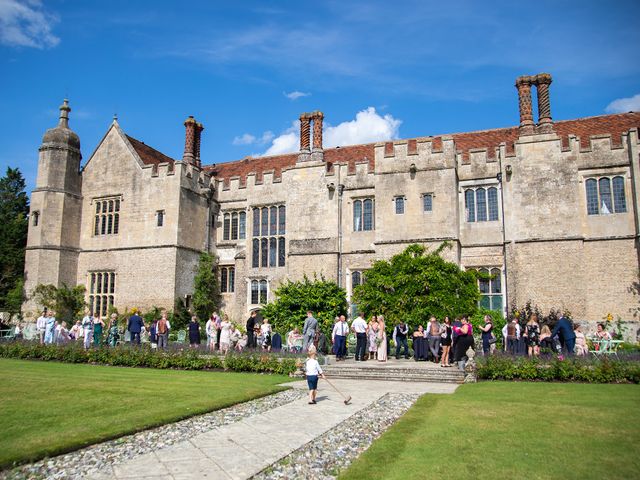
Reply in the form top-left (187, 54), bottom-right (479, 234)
top-left (24, 73), bottom-right (640, 327)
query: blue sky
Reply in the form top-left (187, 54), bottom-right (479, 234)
top-left (1, 0), bottom-right (639, 192)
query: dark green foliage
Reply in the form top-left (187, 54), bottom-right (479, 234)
top-left (5, 278), bottom-right (25, 317)
top-left (31, 283), bottom-right (86, 324)
top-left (477, 355), bottom-right (640, 383)
top-left (170, 298), bottom-right (192, 331)
top-left (0, 342), bottom-right (297, 375)
top-left (192, 253), bottom-right (220, 322)
top-left (353, 243), bottom-right (480, 333)
top-left (260, 275), bottom-right (348, 336)
top-left (0, 168), bottom-right (29, 310)
top-left (508, 300), bottom-right (571, 329)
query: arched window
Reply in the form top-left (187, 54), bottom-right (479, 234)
top-left (278, 206), bottom-right (286, 234)
top-left (465, 189), bottom-right (475, 222)
top-left (251, 280), bottom-right (259, 304)
top-left (231, 212), bottom-right (238, 239)
top-left (228, 267), bottom-right (235, 293)
top-left (363, 198), bottom-right (374, 230)
top-left (221, 268), bottom-right (228, 293)
top-left (352, 271), bottom-right (361, 290)
top-left (353, 200), bottom-right (362, 231)
top-left (394, 196), bottom-right (405, 215)
top-left (261, 207), bottom-right (269, 236)
top-left (259, 280), bottom-right (268, 304)
top-left (487, 187), bottom-right (499, 221)
top-left (598, 178), bottom-right (612, 214)
top-left (239, 211), bottom-right (246, 239)
top-left (612, 176), bottom-right (626, 213)
top-left (270, 206), bottom-right (277, 235)
top-left (253, 208), bottom-right (260, 236)
top-left (585, 178), bottom-right (598, 215)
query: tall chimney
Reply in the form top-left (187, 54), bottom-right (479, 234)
top-left (182, 116), bottom-right (197, 163)
top-left (194, 122), bottom-right (204, 167)
top-left (534, 73), bottom-right (553, 133)
top-left (515, 76), bottom-right (535, 135)
top-left (312, 111), bottom-right (324, 151)
top-left (299, 113), bottom-right (311, 152)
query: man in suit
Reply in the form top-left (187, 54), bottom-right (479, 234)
top-left (552, 315), bottom-right (576, 355)
top-left (302, 310), bottom-right (318, 352)
top-left (127, 309), bottom-right (145, 345)
top-left (246, 311), bottom-right (257, 349)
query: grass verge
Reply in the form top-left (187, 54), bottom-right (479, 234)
top-left (0, 358), bottom-right (292, 468)
top-left (340, 382), bottom-right (640, 480)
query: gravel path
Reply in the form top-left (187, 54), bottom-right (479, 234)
top-left (253, 393), bottom-right (419, 480)
top-left (1, 389), bottom-right (306, 480)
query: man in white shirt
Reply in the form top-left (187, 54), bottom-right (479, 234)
top-left (36, 311), bottom-right (47, 344)
top-left (502, 319), bottom-right (521, 354)
top-left (331, 315), bottom-right (349, 361)
top-left (351, 312), bottom-right (368, 361)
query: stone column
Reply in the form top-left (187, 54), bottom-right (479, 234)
top-left (299, 113), bottom-right (311, 152)
top-left (515, 76), bottom-right (535, 135)
top-left (312, 111), bottom-right (324, 151)
top-left (194, 122), bottom-right (204, 167)
top-left (182, 116), bottom-right (197, 163)
top-left (535, 73), bottom-right (553, 134)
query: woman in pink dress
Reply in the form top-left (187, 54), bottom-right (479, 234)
top-left (377, 316), bottom-right (387, 362)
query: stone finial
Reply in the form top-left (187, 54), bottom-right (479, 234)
top-left (515, 76), bottom-right (535, 135)
top-left (312, 111), bottom-right (324, 151)
top-left (534, 73), bottom-right (553, 133)
top-left (299, 113), bottom-right (311, 152)
top-left (183, 116), bottom-right (197, 164)
top-left (58, 99), bottom-right (71, 128)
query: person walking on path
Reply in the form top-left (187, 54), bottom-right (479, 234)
top-left (246, 311), bottom-right (257, 350)
top-left (393, 321), bottom-right (410, 359)
top-left (377, 316), bottom-right (388, 362)
top-left (552, 315), bottom-right (575, 355)
top-left (127, 309), bottom-right (144, 345)
top-left (332, 315), bottom-right (349, 361)
top-left (305, 346), bottom-right (325, 405)
top-left (156, 311), bottom-right (170, 349)
top-left (352, 312), bottom-right (368, 361)
top-left (302, 311), bottom-right (318, 352)
top-left (81, 310), bottom-right (93, 349)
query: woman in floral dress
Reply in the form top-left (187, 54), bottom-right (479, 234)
top-left (524, 314), bottom-right (540, 357)
top-left (367, 316), bottom-right (378, 360)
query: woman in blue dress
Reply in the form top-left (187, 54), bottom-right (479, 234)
top-left (44, 311), bottom-right (56, 344)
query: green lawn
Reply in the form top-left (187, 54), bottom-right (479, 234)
top-left (0, 358), bottom-right (292, 468)
top-left (340, 382), bottom-right (640, 480)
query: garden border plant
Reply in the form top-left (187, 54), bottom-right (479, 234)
top-left (0, 341), bottom-right (299, 376)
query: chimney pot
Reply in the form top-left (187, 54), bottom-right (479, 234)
top-left (515, 75), bottom-right (535, 135)
top-left (182, 116), bottom-right (198, 164)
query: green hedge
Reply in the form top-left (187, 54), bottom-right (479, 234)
top-left (0, 342), bottom-right (298, 376)
top-left (477, 355), bottom-right (640, 384)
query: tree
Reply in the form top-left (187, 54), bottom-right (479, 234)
top-left (192, 253), bottom-right (220, 322)
top-left (353, 243), bottom-right (480, 332)
top-left (31, 283), bottom-right (86, 323)
top-left (261, 275), bottom-right (348, 336)
top-left (0, 168), bottom-right (29, 309)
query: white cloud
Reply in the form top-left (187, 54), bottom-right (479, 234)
top-left (233, 131), bottom-right (275, 147)
top-left (284, 90), bottom-right (310, 101)
top-left (261, 107), bottom-right (401, 156)
top-left (605, 94), bottom-right (640, 114)
top-left (0, 0), bottom-right (59, 49)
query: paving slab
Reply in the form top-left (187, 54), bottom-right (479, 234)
top-left (108, 380), bottom-right (458, 480)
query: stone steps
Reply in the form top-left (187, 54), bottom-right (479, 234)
top-left (296, 364), bottom-right (464, 384)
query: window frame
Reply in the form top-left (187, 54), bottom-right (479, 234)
top-left (422, 193), bottom-right (433, 213)
top-left (585, 175), bottom-right (627, 215)
top-left (88, 271), bottom-right (116, 317)
top-left (463, 186), bottom-right (499, 223)
top-left (251, 204), bottom-right (286, 269)
top-left (353, 197), bottom-right (375, 231)
top-left (92, 196), bottom-right (122, 236)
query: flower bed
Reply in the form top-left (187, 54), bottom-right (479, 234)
top-left (477, 353), bottom-right (640, 383)
top-left (0, 341), bottom-right (298, 376)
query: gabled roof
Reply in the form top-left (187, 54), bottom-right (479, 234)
top-left (126, 135), bottom-right (176, 167)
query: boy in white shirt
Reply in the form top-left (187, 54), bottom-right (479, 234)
top-left (305, 345), bottom-right (325, 404)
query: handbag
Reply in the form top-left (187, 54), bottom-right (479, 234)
top-left (488, 335), bottom-right (497, 345)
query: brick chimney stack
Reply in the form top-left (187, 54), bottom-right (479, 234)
top-left (515, 75), bottom-right (535, 135)
top-left (182, 116), bottom-right (197, 164)
top-left (299, 113), bottom-right (311, 152)
top-left (312, 111), bottom-right (323, 151)
top-left (534, 73), bottom-right (553, 133)
top-left (194, 122), bottom-right (204, 167)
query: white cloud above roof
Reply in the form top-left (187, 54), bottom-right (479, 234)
top-left (605, 94), bottom-right (640, 113)
top-left (0, 0), bottom-right (59, 49)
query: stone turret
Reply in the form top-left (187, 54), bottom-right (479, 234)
top-left (23, 100), bottom-right (83, 316)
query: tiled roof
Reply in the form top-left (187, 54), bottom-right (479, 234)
top-left (126, 135), bottom-right (176, 167)
top-left (127, 112), bottom-right (640, 181)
